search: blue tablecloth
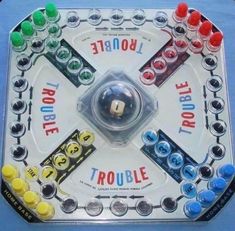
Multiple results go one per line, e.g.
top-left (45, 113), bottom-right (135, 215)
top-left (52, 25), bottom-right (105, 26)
top-left (0, 0), bottom-right (235, 230)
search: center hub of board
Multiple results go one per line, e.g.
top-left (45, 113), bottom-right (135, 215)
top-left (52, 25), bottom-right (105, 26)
top-left (92, 81), bottom-right (142, 131)
top-left (78, 69), bottom-right (158, 144)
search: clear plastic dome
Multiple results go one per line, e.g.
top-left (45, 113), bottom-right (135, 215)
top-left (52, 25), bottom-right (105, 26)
top-left (92, 81), bottom-right (142, 131)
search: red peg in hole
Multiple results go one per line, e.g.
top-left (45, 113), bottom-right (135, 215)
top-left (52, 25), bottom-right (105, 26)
top-left (173, 2), bottom-right (188, 22)
top-left (209, 32), bottom-right (223, 47)
top-left (207, 32), bottom-right (223, 52)
top-left (198, 21), bottom-right (212, 39)
top-left (187, 11), bottom-right (201, 28)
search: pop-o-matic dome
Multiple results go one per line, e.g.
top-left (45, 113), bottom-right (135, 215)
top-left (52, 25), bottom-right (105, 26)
top-left (92, 81), bottom-right (142, 131)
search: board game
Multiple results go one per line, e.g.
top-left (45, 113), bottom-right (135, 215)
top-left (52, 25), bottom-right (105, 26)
top-left (1, 2), bottom-right (235, 223)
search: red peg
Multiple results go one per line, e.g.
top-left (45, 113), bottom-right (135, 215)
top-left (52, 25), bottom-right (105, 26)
top-left (198, 21), bottom-right (212, 37)
top-left (174, 2), bottom-right (188, 20)
top-left (209, 32), bottom-right (223, 47)
top-left (187, 11), bottom-right (201, 27)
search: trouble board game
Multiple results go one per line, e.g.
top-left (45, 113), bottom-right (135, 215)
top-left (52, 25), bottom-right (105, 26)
top-left (1, 2), bottom-right (235, 223)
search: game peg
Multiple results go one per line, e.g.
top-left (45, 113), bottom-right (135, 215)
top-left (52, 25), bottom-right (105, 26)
top-left (36, 201), bottom-right (55, 220)
top-left (10, 32), bottom-right (26, 52)
top-left (45, 3), bottom-right (60, 22)
top-left (1, 164), bottom-right (19, 182)
top-left (21, 21), bottom-right (35, 39)
top-left (207, 32), bottom-right (223, 52)
top-left (173, 2), bottom-right (188, 22)
top-left (32, 10), bottom-right (47, 30)
top-left (11, 178), bottom-right (29, 196)
top-left (187, 11), bottom-right (201, 30)
top-left (23, 191), bottom-right (41, 208)
top-left (198, 20), bottom-right (212, 40)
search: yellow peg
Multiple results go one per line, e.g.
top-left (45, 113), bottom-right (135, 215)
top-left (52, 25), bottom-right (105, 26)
top-left (23, 191), bottom-right (41, 208)
top-left (36, 201), bottom-right (55, 220)
top-left (12, 178), bottom-right (29, 196)
top-left (1, 164), bottom-right (19, 182)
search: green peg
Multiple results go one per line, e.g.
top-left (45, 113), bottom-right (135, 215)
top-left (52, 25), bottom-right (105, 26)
top-left (45, 3), bottom-right (60, 22)
top-left (32, 10), bottom-right (46, 28)
top-left (10, 32), bottom-right (25, 50)
top-left (21, 21), bottom-right (35, 37)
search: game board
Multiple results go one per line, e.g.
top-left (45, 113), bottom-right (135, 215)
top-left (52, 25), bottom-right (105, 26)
top-left (1, 2), bottom-right (235, 223)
